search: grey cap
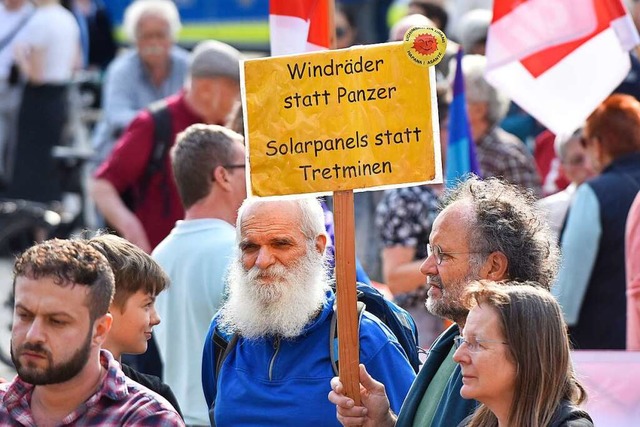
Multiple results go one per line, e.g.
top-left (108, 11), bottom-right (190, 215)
top-left (189, 40), bottom-right (242, 81)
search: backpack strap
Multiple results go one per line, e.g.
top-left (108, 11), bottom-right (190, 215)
top-left (212, 327), bottom-right (239, 380)
top-left (137, 100), bottom-right (173, 215)
top-left (330, 301), bottom-right (366, 376)
top-left (0, 9), bottom-right (34, 53)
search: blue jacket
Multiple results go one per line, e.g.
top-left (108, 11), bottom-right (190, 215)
top-left (202, 290), bottom-right (416, 427)
top-left (396, 324), bottom-right (478, 427)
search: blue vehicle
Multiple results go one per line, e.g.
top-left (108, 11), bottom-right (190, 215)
top-left (104, 0), bottom-right (270, 51)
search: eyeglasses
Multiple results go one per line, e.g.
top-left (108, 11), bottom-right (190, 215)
top-left (563, 154), bottom-right (587, 167)
top-left (453, 335), bottom-right (508, 353)
top-left (223, 164), bottom-right (245, 170)
top-left (579, 135), bottom-right (598, 148)
top-left (212, 164), bottom-right (245, 183)
top-left (426, 244), bottom-right (483, 265)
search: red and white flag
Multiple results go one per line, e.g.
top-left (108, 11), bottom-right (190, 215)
top-left (485, 0), bottom-right (640, 135)
top-left (269, 0), bottom-right (331, 56)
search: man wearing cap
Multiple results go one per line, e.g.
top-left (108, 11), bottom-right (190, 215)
top-left (90, 0), bottom-right (190, 168)
top-left (90, 40), bottom-right (242, 254)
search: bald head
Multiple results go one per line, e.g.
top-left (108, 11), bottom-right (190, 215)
top-left (237, 197), bottom-right (327, 244)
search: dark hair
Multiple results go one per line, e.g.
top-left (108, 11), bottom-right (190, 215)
top-left (441, 177), bottom-right (559, 289)
top-left (463, 280), bottom-right (586, 427)
top-left (171, 124), bottom-right (244, 209)
top-left (408, 1), bottom-right (449, 30)
top-left (13, 239), bottom-right (115, 322)
top-left (335, 2), bottom-right (357, 30)
top-left (87, 233), bottom-right (169, 311)
top-left (585, 93), bottom-right (640, 159)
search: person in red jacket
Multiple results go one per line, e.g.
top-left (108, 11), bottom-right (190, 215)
top-left (90, 40), bottom-right (241, 253)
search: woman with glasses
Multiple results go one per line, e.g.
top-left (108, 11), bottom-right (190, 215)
top-left (453, 280), bottom-right (593, 427)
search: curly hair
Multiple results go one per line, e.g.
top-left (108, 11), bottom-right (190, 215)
top-left (13, 239), bottom-right (115, 322)
top-left (441, 176), bottom-right (559, 289)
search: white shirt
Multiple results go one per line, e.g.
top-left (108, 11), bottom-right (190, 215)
top-left (0, 1), bottom-right (34, 79)
top-left (553, 184), bottom-right (601, 325)
top-left (537, 183), bottom-right (577, 241)
top-left (152, 218), bottom-right (236, 426)
top-left (14, 3), bottom-right (79, 83)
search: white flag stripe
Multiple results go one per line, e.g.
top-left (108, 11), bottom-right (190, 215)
top-left (486, 0), bottom-right (597, 68)
top-left (269, 14), bottom-right (311, 56)
top-left (486, 23), bottom-right (631, 134)
top-left (612, 13), bottom-right (640, 50)
top-left (305, 41), bottom-right (327, 52)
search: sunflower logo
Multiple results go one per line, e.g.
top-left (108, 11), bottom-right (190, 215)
top-left (403, 27), bottom-right (447, 67)
top-left (413, 33), bottom-right (438, 56)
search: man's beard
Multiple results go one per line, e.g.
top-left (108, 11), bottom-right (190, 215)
top-left (218, 244), bottom-right (330, 339)
top-left (11, 325), bottom-right (93, 385)
top-left (425, 268), bottom-right (479, 325)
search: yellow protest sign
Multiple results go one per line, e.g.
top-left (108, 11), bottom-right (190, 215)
top-left (242, 38), bottom-right (443, 197)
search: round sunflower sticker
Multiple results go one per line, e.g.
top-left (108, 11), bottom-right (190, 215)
top-left (403, 26), bottom-right (447, 67)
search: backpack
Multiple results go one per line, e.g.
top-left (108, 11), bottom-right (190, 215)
top-left (121, 100), bottom-right (173, 215)
top-left (330, 282), bottom-right (421, 374)
top-left (212, 282), bottom-right (422, 378)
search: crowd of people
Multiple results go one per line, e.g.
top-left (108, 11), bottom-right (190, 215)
top-left (0, 0), bottom-right (639, 426)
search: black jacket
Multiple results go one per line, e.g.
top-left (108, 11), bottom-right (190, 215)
top-left (549, 400), bottom-right (594, 427)
top-left (457, 399), bottom-right (593, 427)
top-left (121, 363), bottom-right (183, 419)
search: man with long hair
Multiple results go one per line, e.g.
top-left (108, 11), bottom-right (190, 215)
top-left (329, 177), bottom-right (559, 427)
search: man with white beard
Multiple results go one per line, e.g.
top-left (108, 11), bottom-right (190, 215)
top-left (201, 197), bottom-right (416, 427)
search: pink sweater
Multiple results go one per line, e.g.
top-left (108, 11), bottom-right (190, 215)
top-left (626, 192), bottom-right (640, 350)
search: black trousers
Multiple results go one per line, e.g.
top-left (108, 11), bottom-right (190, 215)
top-left (4, 83), bottom-right (68, 203)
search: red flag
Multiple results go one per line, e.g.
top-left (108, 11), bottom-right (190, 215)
top-left (269, 0), bottom-right (331, 56)
top-left (485, 0), bottom-right (640, 135)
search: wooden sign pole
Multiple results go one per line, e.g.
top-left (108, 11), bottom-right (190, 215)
top-left (329, 0), bottom-right (360, 408)
top-left (333, 189), bottom-right (361, 406)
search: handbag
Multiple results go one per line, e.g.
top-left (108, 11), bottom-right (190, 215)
top-left (8, 63), bottom-right (20, 86)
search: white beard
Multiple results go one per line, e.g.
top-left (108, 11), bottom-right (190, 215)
top-left (217, 244), bottom-right (330, 339)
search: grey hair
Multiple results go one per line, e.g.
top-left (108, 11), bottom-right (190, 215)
top-left (458, 9), bottom-right (492, 53)
top-left (123, 0), bottom-right (182, 42)
top-left (453, 54), bottom-right (510, 126)
top-left (236, 197), bottom-right (327, 244)
top-left (554, 128), bottom-right (583, 161)
top-left (441, 176), bottom-right (560, 289)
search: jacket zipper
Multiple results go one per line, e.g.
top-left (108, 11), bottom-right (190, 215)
top-left (268, 336), bottom-right (281, 380)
